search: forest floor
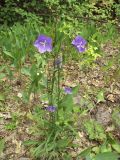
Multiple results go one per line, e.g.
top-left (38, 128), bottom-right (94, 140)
top-left (0, 40), bottom-right (120, 160)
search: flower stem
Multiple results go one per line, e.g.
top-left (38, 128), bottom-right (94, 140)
top-left (56, 66), bottom-right (60, 120)
top-left (50, 56), bottom-right (56, 105)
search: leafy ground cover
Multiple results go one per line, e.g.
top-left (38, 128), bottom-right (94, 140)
top-left (0, 14), bottom-right (120, 160)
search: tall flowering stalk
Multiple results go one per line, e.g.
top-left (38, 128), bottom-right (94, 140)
top-left (32, 28), bottom-right (88, 158)
top-left (33, 33), bottom-right (87, 110)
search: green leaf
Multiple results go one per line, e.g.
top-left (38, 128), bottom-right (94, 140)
top-left (100, 143), bottom-right (112, 153)
top-left (0, 66), bottom-right (5, 72)
top-left (56, 138), bottom-right (70, 149)
top-left (63, 153), bottom-right (72, 160)
top-left (77, 147), bottom-right (91, 159)
top-left (97, 91), bottom-right (105, 103)
top-left (3, 48), bottom-right (14, 59)
top-left (112, 143), bottom-right (120, 153)
top-left (107, 133), bottom-right (120, 153)
top-left (94, 152), bottom-right (120, 160)
top-left (21, 67), bottom-right (31, 76)
top-left (0, 94), bottom-right (5, 101)
top-left (60, 94), bottom-right (74, 111)
top-left (72, 85), bottom-right (80, 96)
top-left (46, 142), bottom-right (55, 152)
top-left (23, 140), bottom-right (39, 146)
top-left (5, 123), bottom-right (17, 130)
top-left (0, 73), bottom-right (6, 80)
top-left (84, 119), bottom-right (106, 141)
top-left (0, 138), bottom-right (5, 154)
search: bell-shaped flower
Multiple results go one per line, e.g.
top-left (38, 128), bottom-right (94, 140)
top-left (46, 106), bottom-right (56, 112)
top-left (34, 35), bottom-right (52, 53)
top-left (72, 35), bottom-right (87, 52)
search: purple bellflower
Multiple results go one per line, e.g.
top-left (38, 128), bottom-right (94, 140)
top-left (64, 87), bottom-right (72, 94)
top-left (46, 106), bottom-right (56, 112)
top-left (72, 35), bottom-right (87, 52)
top-left (34, 35), bottom-right (52, 53)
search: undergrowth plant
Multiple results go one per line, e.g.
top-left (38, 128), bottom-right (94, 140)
top-left (22, 19), bottom-right (103, 159)
top-left (0, 15), bottom-right (43, 81)
top-left (0, 15), bottom-right (120, 160)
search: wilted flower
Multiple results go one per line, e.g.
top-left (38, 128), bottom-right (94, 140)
top-left (34, 35), bottom-right (52, 53)
top-left (72, 35), bottom-right (87, 52)
top-left (55, 56), bottom-right (62, 68)
top-left (64, 87), bottom-right (72, 94)
top-left (46, 106), bottom-right (56, 112)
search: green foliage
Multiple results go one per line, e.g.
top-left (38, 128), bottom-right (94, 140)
top-left (94, 152), bottom-right (120, 160)
top-left (84, 119), bottom-right (106, 141)
top-left (0, 2), bottom-right (119, 159)
top-left (0, 16), bottom-right (43, 68)
top-left (112, 108), bottom-right (120, 129)
top-left (25, 83), bottom-right (78, 159)
top-left (96, 90), bottom-right (105, 103)
top-left (0, 0), bottom-right (119, 25)
top-left (107, 134), bottom-right (120, 153)
top-left (5, 113), bottom-right (19, 130)
top-left (77, 138), bottom-right (120, 160)
top-left (77, 147), bottom-right (92, 159)
top-left (0, 73), bottom-right (6, 81)
top-left (0, 94), bottom-right (5, 101)
top-left (79, 43), bottom-right (101, 68)
top-left (0, 138), bottom-right (5, 154)
top-left (25, 106), bottom-right (75, 159)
